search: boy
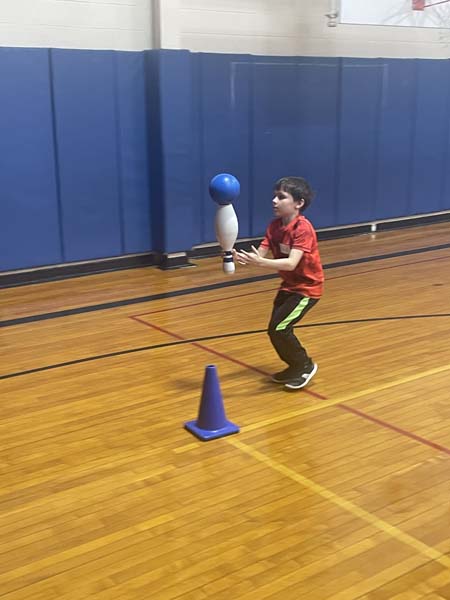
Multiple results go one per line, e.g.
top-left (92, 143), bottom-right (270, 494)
top-left (233, 176), bottom-right (324, 390)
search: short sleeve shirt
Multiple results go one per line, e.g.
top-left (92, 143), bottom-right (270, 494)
top-left (260, 215), bottom-right (324, 298)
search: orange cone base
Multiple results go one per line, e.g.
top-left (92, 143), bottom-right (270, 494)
top-left (184, 419), bottom-right (240, 441)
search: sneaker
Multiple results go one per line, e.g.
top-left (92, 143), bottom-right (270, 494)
top-left (284, 362), bottom-right (318, 390)
top-left (271, 366), bottom-right (300, 384)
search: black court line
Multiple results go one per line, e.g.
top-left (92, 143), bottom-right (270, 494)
top-left (132, 253), bottom-right (450, 318)
top-left (2, 313), bottom-right (449, 381)
top-left (2, 243), bottom-right (450, 328)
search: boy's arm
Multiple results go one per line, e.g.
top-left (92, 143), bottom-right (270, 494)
top-left (233, 246), bottom-right (303, 271)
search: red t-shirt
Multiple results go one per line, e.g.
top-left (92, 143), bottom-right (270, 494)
top-left (260, 215), bottom-right (324, 298)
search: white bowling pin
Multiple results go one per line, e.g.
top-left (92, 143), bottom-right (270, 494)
top-left (215, 204), bottom-right (238, 274)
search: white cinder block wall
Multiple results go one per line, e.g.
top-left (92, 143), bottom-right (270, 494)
top-left (0, 0), bottom-right (153, 50)
top-left (0, 0), bottom-right (449, 56)
top-left (172, 0), bottom-right (450, 58)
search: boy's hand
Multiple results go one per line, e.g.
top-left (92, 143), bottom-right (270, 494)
top-left (232, 248), bottom-right (246, 266)
top-left (232, 246), bottom-right (263, 266)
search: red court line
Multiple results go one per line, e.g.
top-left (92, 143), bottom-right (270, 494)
top-left (130, 315), bottom-right (450, 455)
top-left (129, 315), bottom-right (326, 400)
top-left (338, 404), bottom-right (450, 455)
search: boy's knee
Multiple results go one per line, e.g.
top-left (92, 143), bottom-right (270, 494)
top-left (268, 326), bottom-right (286, 340)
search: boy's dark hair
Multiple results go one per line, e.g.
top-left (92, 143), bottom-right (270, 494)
top-left (274, 176), bottom-right (315, 211)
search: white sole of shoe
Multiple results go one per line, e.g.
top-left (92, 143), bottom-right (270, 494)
top-left (284, 363), bottom-right (318, 390)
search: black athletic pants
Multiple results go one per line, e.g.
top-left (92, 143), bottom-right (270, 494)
top-left (268, 290), bottom-right (319, 369)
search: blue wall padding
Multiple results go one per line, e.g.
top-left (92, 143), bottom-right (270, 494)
top-left (411, 60), bottom-right (450, 214)
top-left (116, 52), bottom-right (152, 254)
top-left (0, 48), bottom-right (62, 270)
top-left (155, 50), bottom-right (198, 253)
top-left (338, 58), bottom-right (383, 225)
top-left (191, 53), bottom-right (253, 243)
top-left (376, 59), bottom-right (416, 219)
top-left (252, 60), bottom-right (305, 235)
top-left (145, 51), bottom-right (165, 253)
top-left (51, 49), bottom-right (123, 261)
top-left (294, 58), bottom-right (340, 229)
top-left (2, 49), bottom-right (450, 272)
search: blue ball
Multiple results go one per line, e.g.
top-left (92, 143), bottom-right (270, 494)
top-left (209, 173), bottom-right (240, 205)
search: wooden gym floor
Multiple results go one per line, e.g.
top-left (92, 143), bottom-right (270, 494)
top-left (1, 222), bottom-right (450, 599)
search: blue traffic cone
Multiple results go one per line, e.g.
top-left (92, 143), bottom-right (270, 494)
top-left (184, 365), bottom-right (240, 441)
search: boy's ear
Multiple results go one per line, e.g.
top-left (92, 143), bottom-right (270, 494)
top-left (296, 198), bottom-right (305, 210)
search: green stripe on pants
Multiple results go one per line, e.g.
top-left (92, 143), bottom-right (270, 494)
top-left (275, 297), bottom-right (310, 331)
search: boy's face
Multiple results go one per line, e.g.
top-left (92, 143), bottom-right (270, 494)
top-left (272, 189), bottom-right (304, 219)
